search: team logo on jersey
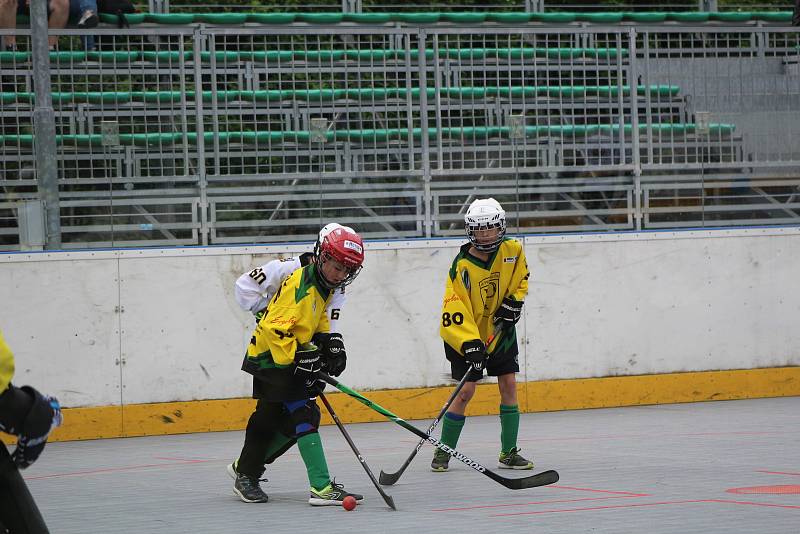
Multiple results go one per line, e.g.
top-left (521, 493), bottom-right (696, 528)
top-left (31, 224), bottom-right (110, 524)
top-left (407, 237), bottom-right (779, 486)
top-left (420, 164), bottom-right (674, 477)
top-left (461, 269), bottom-right (471, 291)
top-left (312, 300), bottom-right (317, 312)
top-left (503, 257), bottom-right (516, 263)
top-left (343, 240), bottom-right (363, 254)
top-left (479, 273), bottom-right (500, 312)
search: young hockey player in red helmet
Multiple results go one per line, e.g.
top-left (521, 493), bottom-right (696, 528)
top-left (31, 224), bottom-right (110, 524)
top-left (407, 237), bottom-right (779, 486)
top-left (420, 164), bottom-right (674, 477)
top-left (229, 225), bottom-right (366, 506)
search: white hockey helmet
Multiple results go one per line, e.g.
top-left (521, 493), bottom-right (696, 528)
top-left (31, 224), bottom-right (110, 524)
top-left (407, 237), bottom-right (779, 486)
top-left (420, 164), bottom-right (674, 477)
top-left (464, 198), bottom-right (506, 252)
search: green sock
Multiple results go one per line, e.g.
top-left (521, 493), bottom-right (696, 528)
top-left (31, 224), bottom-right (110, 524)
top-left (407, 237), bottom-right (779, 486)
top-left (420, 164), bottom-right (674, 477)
top-left (499, 404), bottom-right (520, 454)
top-left (297, 432), bottom-right (331, 491)
top-left (440, 412), bottom-right (466, 450)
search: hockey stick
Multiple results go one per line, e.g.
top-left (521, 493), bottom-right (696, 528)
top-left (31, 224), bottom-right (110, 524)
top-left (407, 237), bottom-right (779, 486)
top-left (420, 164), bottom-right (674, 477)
top-left (379, 325), bottom-right (503, 485)
top-left (318, 392), bottom-right (397, 511)
top-left (0, 446), bottom-right (49, 533)
top-left (378, 366), bottom-right (472, 486)
top-left (317, 372), bottom-right (559, 491)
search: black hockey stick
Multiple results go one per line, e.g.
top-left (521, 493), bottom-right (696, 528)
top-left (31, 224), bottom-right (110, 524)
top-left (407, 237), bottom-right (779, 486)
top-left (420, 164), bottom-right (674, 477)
top-left (317, 372), bottom-right (559, 491)
top-left (318, 392), bottom-right (397, 510)
top-left (378, 366), bottom-right (472, 486)
top-left (0, 446), bottom-right (49, 533)
top-left (380, 325), bottom-right (503, 485)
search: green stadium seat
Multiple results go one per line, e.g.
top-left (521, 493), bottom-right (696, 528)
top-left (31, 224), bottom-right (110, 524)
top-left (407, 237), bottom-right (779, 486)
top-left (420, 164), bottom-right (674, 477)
top-left (196, 13), bottom-right (249, 25)
top-left (246, 13), bottom-right (295, 24)
top-left (342, 13), bottom-right (392, 24)
top-left (145, 14), bottom-right (195, 24)
top-left (11, 11), bottom-right (795, 28)
top-left (530, 13), bottom-right (576, 23)
top-left (710, 12), bottom-right (753, 23)
top-left (623, 13), bottom-right (668, 23)
top-left (441, 13), bottom-right (487, 24)
top-left (665, 12), bottom-right (710, 23)
top-left (576, 13), bottom-right (625, 23)
top-left (486, 13), bottom-right (531, 24)
top-left (0, 85), bottom-right (681, 106)
top-left (0, 46), bottom-right (631, 65)
top-left (296, 13), bottom-right (344, 24)
top-left (393, 13), bottom-right (441, 24)
top-left (0, 123), bottom-right (736, 149)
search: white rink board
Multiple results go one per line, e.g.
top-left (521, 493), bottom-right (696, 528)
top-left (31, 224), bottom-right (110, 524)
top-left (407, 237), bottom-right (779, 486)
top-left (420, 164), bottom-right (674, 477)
top-left (1, 228), bottom-right (799, 408)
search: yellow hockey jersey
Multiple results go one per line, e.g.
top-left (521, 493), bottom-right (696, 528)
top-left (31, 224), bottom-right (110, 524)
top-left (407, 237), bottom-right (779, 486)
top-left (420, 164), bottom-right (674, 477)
top-left (0, 330), bottom-right (15, 394)
top-left (245, 264), bottom-right (332, 370)
top-left (440, 239), bottom-right (529, 355)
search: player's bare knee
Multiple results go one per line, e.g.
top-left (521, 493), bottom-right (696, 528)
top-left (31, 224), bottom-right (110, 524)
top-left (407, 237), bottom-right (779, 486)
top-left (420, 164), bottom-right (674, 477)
top-left (458, 388), bottom-right (476, 404)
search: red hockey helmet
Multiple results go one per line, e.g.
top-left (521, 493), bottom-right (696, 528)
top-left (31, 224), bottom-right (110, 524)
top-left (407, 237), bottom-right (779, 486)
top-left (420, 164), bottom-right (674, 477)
top-left (314, 227), bottom-right (365, 289)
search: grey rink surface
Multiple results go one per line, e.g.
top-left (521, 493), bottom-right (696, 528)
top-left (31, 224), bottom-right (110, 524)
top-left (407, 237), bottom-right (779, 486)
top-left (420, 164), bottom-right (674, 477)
top-left (14, 397), bottom-right (800, 534)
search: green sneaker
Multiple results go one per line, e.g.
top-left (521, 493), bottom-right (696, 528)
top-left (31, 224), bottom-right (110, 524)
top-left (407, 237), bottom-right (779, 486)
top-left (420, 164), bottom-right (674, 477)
top-left (308, 480), bottom-right (364, 506)
top-left (430, 449), bottom-right (451, 472)
top-left (498, 447), bottom-right (534, 470)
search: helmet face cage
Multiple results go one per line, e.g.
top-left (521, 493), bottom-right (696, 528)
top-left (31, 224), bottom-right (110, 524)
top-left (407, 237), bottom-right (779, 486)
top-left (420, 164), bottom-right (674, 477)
top-left (464, 198), bottom-right (507, 253)
top-left (314, 229), bottom-right (364, 290)
top-left (465, 218), bottom-right (506, 253)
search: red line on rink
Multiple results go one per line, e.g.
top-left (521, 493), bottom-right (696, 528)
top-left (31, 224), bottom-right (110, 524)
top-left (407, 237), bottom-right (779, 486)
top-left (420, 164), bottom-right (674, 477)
top-left (549, 485), bottom-right (650, 496)
top-left (490, 499), bottom-right (710, 517)
top-left (26, 458), bottom-right (216, 480)
top-left (490, 498), bottom-right (800, 517)
top-left (757, 470), bottom-right (800, 477)
top-left (432, 495), bottom-right (641, 512)
top-left (710, 499), bottom-right (800, 509)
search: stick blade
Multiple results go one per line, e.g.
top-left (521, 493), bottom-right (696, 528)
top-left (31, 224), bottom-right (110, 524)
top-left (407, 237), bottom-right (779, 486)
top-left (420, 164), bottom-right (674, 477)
top-left (506, 469), bottom-right (560, 490)
top-left (378, 470), bottom-right (401, 486)
top-left (383, 494), bottom-right (397, 511)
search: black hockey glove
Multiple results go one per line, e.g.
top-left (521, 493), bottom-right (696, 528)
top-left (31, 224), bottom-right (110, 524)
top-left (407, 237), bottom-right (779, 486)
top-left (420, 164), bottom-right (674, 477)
top-left (318, 333), bottom-right (347, 377)
top-left (1, 386), bottom-right (63, 469)
top-left (493, 297), bottom-right (523, 327)
top-left (462, 339), bottom-right (488, 371)
top-left (293, 343), bottom-right (322, 388)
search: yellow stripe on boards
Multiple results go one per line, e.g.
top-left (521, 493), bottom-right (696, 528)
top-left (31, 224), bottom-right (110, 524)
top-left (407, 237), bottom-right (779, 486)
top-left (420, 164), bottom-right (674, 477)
top-left (3, 367), bottom-right (796, 444)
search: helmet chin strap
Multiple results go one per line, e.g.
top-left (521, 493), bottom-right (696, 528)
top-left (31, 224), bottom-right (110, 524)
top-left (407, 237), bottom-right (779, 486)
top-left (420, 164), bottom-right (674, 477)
top-left (314, 263), bottom-right (337, 290)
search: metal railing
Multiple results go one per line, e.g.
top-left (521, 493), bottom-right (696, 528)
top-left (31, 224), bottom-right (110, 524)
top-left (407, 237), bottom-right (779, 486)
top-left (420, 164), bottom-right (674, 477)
top-left (1, 24), bottom-right (799, 250)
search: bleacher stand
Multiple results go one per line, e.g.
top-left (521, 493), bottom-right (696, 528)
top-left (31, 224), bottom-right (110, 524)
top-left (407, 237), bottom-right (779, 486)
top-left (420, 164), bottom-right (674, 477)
top-left (0, 9), bottom-right (798, 249)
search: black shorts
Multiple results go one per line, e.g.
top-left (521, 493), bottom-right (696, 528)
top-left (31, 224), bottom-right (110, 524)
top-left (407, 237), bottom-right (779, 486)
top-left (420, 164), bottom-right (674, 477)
top-left (444, 328), bottom-right (519, 382)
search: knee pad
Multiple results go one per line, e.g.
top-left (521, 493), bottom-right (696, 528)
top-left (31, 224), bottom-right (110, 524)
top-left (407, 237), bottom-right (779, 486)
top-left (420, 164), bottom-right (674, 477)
top-left (283, 399), bottom-right (320, 438)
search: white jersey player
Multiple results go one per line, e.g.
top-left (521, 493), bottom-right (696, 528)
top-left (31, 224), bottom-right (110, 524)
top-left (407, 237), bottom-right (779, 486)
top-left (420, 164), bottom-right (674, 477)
top-left (234, 223), bottom-right (352, 333)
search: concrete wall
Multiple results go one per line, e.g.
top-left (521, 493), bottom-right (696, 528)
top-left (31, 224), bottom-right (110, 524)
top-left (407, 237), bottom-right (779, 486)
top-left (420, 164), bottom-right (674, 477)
top-left (1, 227), bottom-right (798, 409)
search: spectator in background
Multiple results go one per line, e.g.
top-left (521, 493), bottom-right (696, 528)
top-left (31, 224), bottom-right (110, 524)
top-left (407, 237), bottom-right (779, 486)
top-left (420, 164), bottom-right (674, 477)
top-left (0, 0), bottom-right (18, 50)
top-left (71, 0), bottom-right (97, 28)
top-left (0, 0), bottom-right (70, 50)
top-left (69, 0), bottom-right (98, 50)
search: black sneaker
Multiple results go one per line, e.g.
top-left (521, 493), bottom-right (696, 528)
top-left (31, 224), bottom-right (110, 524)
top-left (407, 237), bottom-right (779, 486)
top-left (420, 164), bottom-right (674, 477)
top-left (430, 449), bottom-right (450, 472)
top-left (498, 447), bottom-right (534, 470)
top-left (77, 10), bottom-right (99, 29)
top-left (308, 480), bottom-right (363, 506)
top-left (230, 462), bottom-right (268, 503)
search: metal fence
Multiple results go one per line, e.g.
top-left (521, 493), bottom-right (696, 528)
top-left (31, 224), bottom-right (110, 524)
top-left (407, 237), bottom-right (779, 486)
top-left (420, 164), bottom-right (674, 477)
top-left (1, 24), bottom-right (799, 250)
top-left (158, 1), bottom-right (780, 14)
